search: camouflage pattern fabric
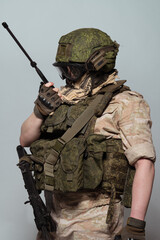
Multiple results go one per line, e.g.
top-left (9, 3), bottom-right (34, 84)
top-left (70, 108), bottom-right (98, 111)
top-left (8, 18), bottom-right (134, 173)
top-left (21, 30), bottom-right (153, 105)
top-left (36, 86), bottom-right (155, 239)
top-left (94, 90), bottom-right (156, 165)
top-left (55, 28), bottom-right (119, 73)
top-left (36, 191), bottom-right (124, 240)
top-left (60, 70), bottom-right (118, 104)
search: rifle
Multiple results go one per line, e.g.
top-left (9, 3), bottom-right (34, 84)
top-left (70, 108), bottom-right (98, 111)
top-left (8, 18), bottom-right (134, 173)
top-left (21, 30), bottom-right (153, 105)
top-left (2, 22), bottom-right (49, 84)
top-left (2, 22), bottom-right (56, 238)
top-left (17, 145), bottom-right (56, 240)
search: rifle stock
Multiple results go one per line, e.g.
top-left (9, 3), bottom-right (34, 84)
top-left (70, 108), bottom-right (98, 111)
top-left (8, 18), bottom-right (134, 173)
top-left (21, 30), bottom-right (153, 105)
top-left (17, 145), bottom-right (56, 240)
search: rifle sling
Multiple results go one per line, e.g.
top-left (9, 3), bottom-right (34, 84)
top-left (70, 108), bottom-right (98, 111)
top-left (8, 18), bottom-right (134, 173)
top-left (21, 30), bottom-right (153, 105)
top-left (60, 80), bottom-right (126, 144)
top-left (43, 80), bottom-right (126, 192)
top-left (61, 94), bottom-right (103, 143)
top-left (52, 80), bottom-right (126, 156)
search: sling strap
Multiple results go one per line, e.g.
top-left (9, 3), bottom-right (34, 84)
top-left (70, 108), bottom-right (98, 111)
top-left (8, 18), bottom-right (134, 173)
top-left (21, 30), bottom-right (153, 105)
top-left (44, 80), bottom-right (126, 191)
top-left (55, 80), bottom-right (126, 151)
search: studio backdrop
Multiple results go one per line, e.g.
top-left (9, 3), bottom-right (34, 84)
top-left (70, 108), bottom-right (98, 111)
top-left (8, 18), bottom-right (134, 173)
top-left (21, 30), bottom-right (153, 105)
top-left (0, 0), bottom-right (159, 239)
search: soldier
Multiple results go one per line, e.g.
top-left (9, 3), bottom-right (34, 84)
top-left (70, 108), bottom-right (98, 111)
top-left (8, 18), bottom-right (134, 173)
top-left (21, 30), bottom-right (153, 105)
top-left (20, 28), bottom-right (155, 240)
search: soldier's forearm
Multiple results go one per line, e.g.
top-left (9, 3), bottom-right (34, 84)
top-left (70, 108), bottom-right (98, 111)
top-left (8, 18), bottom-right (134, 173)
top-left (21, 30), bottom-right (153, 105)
top-left (20, 112), bottom-right (43, 147)
top-left (130, 159), bottom-right (155, 220)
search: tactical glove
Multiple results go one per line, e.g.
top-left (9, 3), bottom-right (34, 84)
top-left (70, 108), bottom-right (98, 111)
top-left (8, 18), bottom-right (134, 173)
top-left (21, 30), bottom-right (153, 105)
top-left (34, 83), bottom-right (62, 119)
top-left (114, 217), bottom-right (146, 240)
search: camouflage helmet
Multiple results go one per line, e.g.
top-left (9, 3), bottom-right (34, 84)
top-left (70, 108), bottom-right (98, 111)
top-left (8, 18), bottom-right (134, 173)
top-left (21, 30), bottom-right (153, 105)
top-left (54, 28), bottom-right (119, 73)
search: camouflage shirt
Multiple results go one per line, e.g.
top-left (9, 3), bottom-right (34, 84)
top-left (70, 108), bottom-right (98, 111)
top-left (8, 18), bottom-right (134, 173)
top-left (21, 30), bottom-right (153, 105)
top-left (37, 90), bottom-right (156, 240)
top-left (94, 90), bottom-right (156, 165)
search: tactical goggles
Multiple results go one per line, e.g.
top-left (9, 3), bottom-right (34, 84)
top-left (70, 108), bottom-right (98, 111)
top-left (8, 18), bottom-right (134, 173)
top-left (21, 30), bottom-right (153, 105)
top-left (53, 62), bottom-right (86, 81)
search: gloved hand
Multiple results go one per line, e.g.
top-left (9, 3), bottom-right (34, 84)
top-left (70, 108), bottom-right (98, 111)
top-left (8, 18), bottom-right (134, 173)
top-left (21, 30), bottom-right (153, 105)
top-left (114, 217), bottom-right (146, 240)
top-left (34, 82), bottom-right (62, 119)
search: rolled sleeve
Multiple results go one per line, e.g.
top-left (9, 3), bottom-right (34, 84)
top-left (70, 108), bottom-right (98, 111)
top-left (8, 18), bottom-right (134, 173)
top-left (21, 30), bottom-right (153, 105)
top-left (117, 91), bottom-right (156, 165)
top-left (94, 90), bottom-right (156, 165)
top-left (125, 142), bottom-right (156, 165)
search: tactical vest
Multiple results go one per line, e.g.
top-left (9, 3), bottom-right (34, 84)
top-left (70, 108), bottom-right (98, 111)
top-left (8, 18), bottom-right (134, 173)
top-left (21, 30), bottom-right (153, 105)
top-left (29, 81), bottom-right (135, 214)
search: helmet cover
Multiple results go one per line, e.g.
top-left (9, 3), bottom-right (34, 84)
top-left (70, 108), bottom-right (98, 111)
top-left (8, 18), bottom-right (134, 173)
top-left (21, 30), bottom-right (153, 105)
top-left (54, 28), bottom-right (119, 73)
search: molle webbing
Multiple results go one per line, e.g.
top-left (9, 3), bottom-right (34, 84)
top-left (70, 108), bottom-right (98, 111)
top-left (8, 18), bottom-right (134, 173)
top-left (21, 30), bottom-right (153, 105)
top-left (41, 80), bottom-right (127, 135)
top-left (41, 81), bottom-right (127, 191)
top-left (101, 138), bottom-right (135, 223)
top-left (54, 80), bottom-right (127, 143)
top-left (42, 94), bottom-right (104, 191)
top-left (30, 80), bottom-right (134, 212)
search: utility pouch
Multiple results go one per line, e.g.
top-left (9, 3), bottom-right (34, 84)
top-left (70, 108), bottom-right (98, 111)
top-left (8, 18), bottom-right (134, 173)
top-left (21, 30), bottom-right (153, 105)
top-left (30, 139), bottom-right (57, 191)
top-left (54, 137), bottom-right (86, 192)
top-left (122, 166), bottom-right (135, 207)
top-left (30, 137), bottom-right (86, 192)
top-left (30, 81), bottom-right (129, 193)
top-left (102, 139), bottom-right (129, 194)
top-left (84, 134), bottom-right (106, 189)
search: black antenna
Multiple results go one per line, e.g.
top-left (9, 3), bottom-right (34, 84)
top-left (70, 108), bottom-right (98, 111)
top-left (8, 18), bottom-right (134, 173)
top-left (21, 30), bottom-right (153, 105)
top-left (2, 22), bottom-right (49, 84)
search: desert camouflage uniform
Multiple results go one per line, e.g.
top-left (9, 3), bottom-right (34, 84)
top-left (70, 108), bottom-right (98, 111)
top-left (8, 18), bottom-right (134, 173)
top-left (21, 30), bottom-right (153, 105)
top-left (37, 90), bottom-right (155, 240)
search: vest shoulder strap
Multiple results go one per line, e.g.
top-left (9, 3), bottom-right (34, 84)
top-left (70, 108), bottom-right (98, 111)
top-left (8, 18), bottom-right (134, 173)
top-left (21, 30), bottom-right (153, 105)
top-left (48, 80), bottom-right (127, 162)
top-left (60, 94), bottom-right (103, 144)
top-left (60, 80), bottom-right (127, 144)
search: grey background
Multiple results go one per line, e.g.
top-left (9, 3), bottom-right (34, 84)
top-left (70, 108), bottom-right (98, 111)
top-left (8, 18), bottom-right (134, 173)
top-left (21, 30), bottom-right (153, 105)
top-left (0, 0), bottom-right (159, 239)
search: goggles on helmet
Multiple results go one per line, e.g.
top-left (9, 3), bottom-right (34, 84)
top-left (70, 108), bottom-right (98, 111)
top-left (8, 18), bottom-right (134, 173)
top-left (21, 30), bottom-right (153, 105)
top-left (53, 62), bottom-right (86, 81)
